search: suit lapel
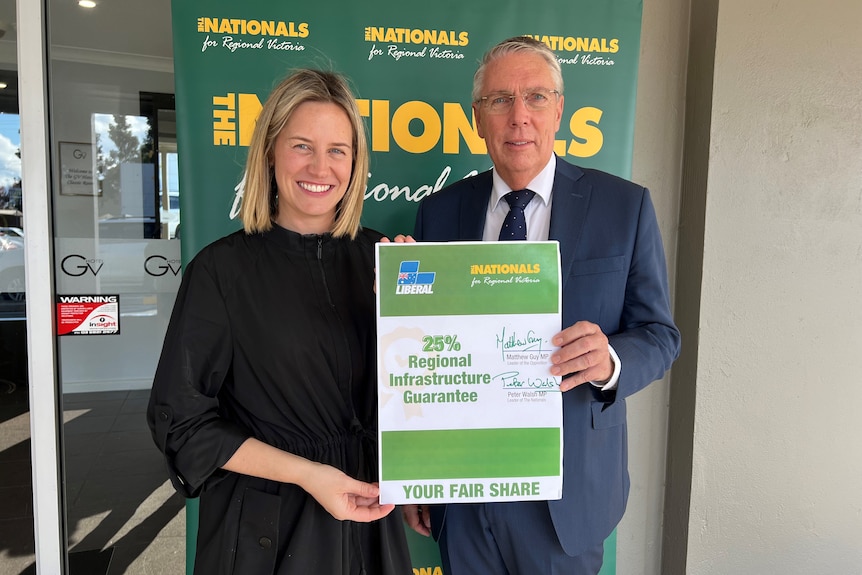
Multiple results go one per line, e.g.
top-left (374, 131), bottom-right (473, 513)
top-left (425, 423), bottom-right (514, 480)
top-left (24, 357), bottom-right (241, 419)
top-left (549, 159), bottom-right (590, 283)
top-left (459, 170), bottom-right (492, 240)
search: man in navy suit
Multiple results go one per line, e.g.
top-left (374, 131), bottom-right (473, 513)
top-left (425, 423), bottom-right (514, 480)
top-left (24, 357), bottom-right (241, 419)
top-left (401, 36), bottom-right (680, 574)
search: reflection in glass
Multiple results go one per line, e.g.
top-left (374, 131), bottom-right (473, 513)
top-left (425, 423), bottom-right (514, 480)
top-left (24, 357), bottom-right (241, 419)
top-left (0, 40), bottom-right (35, 574)
top-left (93, 113), bottom-right (159, 239)
top-left (160, 151), bottom-right (180, 239)
top-left (0, 110), bottom-right (24, 312)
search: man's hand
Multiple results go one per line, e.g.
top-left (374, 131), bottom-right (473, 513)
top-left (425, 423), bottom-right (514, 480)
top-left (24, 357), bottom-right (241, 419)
top-left (550, 321), bottom-right (613, 392)
top-left (402, 504), bottom-right (432, 537)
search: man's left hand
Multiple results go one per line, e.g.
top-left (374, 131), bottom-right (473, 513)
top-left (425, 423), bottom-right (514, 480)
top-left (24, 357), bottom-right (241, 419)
top-left (550, 321), bottom-right (613, 392)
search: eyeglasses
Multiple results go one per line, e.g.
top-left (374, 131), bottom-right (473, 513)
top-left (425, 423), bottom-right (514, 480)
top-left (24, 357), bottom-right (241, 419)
top-left (475, 88), bottom-right (561, 114)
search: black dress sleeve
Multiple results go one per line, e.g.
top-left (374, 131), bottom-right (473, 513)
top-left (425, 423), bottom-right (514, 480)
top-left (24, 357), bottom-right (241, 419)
top-left (147, 246), bottom-right (250, 498)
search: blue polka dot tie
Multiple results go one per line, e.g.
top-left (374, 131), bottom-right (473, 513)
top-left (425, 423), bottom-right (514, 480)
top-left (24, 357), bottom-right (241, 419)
top-left (498, 189), bottom-right (535, 241)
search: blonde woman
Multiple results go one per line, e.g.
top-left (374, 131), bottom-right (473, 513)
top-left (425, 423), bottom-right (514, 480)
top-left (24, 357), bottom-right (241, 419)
top-left (148, 69), bottom-right (411, 575)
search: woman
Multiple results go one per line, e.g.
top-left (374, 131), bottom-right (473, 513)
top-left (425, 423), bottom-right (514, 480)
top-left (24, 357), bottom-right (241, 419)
top-left (147, 69), bottom-right (411, 574)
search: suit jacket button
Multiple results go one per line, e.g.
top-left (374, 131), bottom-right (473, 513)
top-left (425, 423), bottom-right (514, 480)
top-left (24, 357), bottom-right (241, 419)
top-left (159, 412), bottom-right (168, 421)
top-left (259, 536), bottom-right (272, 549)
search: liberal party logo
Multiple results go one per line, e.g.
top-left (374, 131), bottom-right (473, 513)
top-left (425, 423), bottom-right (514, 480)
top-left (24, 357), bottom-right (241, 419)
top-left (396, 261), bottom-right (435, 294)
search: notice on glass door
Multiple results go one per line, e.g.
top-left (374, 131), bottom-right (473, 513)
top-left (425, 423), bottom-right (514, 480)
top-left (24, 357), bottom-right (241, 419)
top-left (56, 294), bottom-right (120, 335)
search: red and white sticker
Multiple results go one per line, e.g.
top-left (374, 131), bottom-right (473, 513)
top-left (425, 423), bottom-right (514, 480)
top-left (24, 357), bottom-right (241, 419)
top-left (57, 295), bottom-right (120, 335)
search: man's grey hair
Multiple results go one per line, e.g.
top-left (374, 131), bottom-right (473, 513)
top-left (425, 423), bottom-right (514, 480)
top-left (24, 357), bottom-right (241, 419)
top-left (472, 36), bottom-right (564, 102)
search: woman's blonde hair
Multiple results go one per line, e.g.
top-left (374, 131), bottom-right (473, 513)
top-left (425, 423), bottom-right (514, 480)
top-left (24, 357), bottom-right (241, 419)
top-left (240, 69), bottom-right (369, 238)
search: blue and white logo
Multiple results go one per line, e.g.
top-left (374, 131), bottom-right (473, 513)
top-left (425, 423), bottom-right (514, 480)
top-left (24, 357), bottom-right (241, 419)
top-left (396, 261), bottom-right (435, 294)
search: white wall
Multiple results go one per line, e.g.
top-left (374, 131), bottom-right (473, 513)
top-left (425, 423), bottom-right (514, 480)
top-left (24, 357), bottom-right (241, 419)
top-left (619, 0), bottom-right (690, 571)
top-left (688, 0), bottom-right (862, 572)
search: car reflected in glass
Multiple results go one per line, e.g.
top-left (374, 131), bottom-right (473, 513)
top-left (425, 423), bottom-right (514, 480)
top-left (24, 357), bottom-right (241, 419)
top-left (0, 230), bottom-right (25, 312)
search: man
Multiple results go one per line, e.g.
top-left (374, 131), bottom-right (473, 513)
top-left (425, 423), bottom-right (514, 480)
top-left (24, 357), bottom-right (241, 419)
top-left (402, 36), bottom-right (680, 574)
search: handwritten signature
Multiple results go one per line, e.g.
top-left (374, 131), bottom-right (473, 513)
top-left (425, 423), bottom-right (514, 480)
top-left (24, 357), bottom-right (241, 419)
top-left (493, 371), bottom-right (559, 390)
top-left (496, 326), bottom-right (546, 354)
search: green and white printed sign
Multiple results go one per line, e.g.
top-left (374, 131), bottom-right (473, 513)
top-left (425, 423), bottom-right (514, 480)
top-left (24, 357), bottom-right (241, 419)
top-left (376, 241), bottom-right (563, 504)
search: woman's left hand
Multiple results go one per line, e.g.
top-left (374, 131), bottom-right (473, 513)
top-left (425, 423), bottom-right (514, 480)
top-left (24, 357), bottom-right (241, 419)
top-left (302, 462), bottom-right (395, 522)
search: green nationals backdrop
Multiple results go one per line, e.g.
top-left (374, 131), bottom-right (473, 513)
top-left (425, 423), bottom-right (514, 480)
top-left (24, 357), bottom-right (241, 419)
top-left (171, 1), bottom-right (643, 573)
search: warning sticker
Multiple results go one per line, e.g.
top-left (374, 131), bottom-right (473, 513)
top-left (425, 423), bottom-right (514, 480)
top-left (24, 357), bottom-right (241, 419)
top-left (57, 295), bottom-right (120, 335)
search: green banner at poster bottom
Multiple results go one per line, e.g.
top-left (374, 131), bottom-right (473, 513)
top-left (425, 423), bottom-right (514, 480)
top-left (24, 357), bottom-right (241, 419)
top-left (382, 427), bottom-right (561, 480)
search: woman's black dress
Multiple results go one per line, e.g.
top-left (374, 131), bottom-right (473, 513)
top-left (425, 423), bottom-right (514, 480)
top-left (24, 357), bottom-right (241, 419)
top-left (148, 224), bottom-right (411, 575)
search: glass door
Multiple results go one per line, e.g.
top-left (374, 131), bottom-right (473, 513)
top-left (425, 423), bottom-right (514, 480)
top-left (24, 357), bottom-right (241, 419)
top-left (43, 0), bottom-right (186, 572)
top-left (0, 25), bottom-right (35, 569)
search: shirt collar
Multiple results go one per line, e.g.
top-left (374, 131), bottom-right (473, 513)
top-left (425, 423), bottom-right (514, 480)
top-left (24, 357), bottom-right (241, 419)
top-left (490, 155), bottom-right (556, 211)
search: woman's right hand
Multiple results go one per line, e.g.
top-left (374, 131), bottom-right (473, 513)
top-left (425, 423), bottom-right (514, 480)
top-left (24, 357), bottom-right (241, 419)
top-left (379, 234), bottom-right (416, 243)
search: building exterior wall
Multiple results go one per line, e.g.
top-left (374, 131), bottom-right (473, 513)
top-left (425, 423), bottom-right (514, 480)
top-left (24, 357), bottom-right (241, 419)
top-left (687, 0), bottom-right (862, 571)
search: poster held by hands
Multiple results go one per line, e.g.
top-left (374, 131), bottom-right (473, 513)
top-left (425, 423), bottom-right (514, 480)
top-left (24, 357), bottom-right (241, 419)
top-left (376, 241), bottom-right (563, 504)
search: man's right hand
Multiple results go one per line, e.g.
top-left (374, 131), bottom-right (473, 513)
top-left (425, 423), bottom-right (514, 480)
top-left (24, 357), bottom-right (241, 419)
top-left (402, 504), bottom-right (432, 537)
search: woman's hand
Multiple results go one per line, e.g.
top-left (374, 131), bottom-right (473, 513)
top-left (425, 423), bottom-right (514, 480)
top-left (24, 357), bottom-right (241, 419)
top-left (379, 234), bottom-right (416, 243)
top-left (302, 462), bottom-right (395, 522)
top-left (222, 438), bottom-right (394, 522)
top-left (376, 235), bottom-right (417, 293)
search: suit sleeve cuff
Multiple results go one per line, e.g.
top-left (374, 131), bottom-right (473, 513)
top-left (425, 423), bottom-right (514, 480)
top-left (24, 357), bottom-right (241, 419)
top-left (591, 344), bottom-right (621, 391)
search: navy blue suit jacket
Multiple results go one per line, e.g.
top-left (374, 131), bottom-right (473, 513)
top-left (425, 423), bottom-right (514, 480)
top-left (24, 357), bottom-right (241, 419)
top-left (413, 157), bottom-right (680, 556)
